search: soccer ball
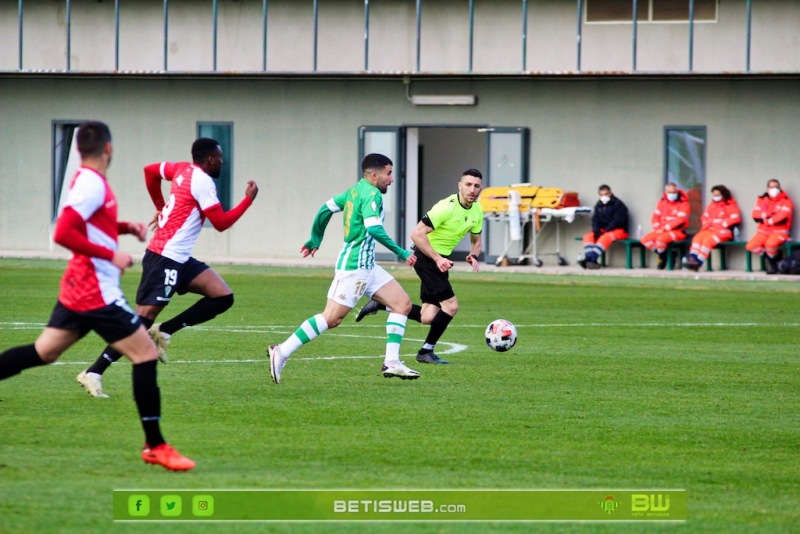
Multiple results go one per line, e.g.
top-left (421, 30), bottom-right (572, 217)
top-left (485, 319), bottom-right (517, 352)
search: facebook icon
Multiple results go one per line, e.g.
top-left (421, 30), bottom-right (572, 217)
top-left (128, 495), bottom-right (150, 516)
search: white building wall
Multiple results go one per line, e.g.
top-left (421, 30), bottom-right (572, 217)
top-left (0, 76), bottom-right (798, 270)
top-left (1, 0), bottom-right (799, 73)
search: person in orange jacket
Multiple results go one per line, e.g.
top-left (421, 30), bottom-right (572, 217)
top-left (746, 179), bottom-right (794, 274)
top-left (641, 182), bottom-right (691, 269)
top-left (683, 185), bottom-right (742, 271)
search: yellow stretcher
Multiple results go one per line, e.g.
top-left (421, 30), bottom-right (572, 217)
top-left (478, 185), bottom-right (592, 267)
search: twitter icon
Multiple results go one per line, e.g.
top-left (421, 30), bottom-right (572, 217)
top-left (160, 495), bottom-right (182, 517)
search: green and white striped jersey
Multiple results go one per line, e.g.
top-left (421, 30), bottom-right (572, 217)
top-left (305, 179), bottom-right (410, 271)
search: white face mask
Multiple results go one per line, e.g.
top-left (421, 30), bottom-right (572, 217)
top-left (712, 195), bottom-right (723, 202)
top-left (599, 195), bottom-right (611, 204)
top-left (667, 193), bottom-right (678, 202)
top-left (768, 187), bottom-right (780, 198)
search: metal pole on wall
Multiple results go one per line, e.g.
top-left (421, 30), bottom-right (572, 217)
top-left (468, 0), bottom-right (474, 72)
top-left (415, 0), bottom-right (421, 72)
top-left (212, 0), bottom-right (218, 71)
top-left (521, 0), bottom-right (528, 72)
top-left (745, 0), bottom-right (752, 72)
top-left (688, 0), bottom-right (695, 71)
top-left (313, 0), bottom-right (319, 72)
top-left (66, 0), bottom-right (71, 71)
top-left (163, 0), bottom-right (169, 71)
top-left (262, 0), bottom-right (268, 71)
top-left (576, 0), bottom-right (583, 72)
top-left (18, 0), bottom-right (23, 70)
top-left (114, 0), bottom-right (120, 71)
top-left (364, 0), bottom-right (369, 71)
top-left (632, 0), bottom-right (638, 71)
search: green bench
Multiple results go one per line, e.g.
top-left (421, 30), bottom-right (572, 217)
top-left (708, 240), bottom-right (800, 272)
top-left (575, 237), bottom-right (684, 270)
top-left (705, 240), bottom-right (749, 272)
top-left (578, 237), bottom-right (800, 272)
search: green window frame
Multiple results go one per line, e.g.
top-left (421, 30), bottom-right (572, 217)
top-left (197, 122), bottom-right (233, 210)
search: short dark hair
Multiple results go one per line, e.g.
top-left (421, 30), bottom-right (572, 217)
top-left (463, 168), bottom-right (483, 180)
top-left (192, 138), bottom-right (221, 163)
top-left (711, 184), bottom-right (731, 201)
top-left (361, 153), bottom-right (392, 173)
top-left (76, 121), bottom-right (112, 158)
top-left (598, 184), bottom-right (611, 193)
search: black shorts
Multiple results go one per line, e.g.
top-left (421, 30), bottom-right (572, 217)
top-left (412, 250), bottom-right (455, 305)
top-left (47, 299), bottom-right (142, 344)
top-left (136, 250), bottom-right (210, 307)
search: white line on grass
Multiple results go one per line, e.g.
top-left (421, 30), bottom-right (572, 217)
top-left (2, 320), bottom-right (795, 366)
top-left (0, 322), bottom-right (468, 364)
top-left (3, 321), bottom-right (799, 330)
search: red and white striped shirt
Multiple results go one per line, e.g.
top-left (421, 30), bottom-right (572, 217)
top-left (146, 162), bottom-right (222, 263)
top-left (56, 167), bottom-right (123, 311)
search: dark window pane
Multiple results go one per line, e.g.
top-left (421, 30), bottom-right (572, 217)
top-left (653, 0), bottom-right (717, 22)
top-left (588, 0), bottom-right (648, 22)
top-left (197, 123), bottom-right (233, 210)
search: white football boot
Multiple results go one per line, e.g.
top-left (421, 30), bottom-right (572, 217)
top-left (148, 324), bottom-right (171, 363)
top-left (381, 362), bottom-right (421, 380)
top-left (269, 344), bottom-right (288, 384)
top-left (76, 370), bottom-right (109, 398)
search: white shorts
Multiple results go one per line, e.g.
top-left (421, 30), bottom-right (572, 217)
top-left (326, 265), bottom-right (395, 309)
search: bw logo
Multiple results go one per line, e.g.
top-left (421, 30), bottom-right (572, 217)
top-left (631, 494), bottom-right (670, 513)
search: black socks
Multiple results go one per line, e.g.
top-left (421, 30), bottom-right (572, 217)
top-left (86, 316), bottom-right (154, 375)
top-left (0, 344), bottom-right (46, 380)
top-left (132, 360), bottom-right (165, 448)
top-left (159, 294), bottom-right (234, 335)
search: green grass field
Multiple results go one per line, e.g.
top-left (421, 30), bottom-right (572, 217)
top-left (1, 258), bottom-right (798, 533)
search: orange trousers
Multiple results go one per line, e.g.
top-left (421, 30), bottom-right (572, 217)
top-left (641, 230), bottom-right (686, 253)
top-left (689, 229), bottom-right (733, 260)
top-left (746, 230), bottom-right (788, 257)
top-left (582, 228), bottom-right (629, 251)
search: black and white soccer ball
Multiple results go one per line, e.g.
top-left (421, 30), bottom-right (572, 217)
top-left (485, 319), bottom-right (518, 352)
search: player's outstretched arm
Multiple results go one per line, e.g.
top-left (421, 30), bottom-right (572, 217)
top-left (304, 199), bottom-right (341, 253)
top-left (245, 180), bottom-right (259, 200)
top-left (366, 224), bottom-right (413, 263)
top-left (118, 221), bottom-right (147, 242)
top-left (204, 182), bottom-right (258, 232)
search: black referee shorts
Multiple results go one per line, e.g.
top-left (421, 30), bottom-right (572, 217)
top-left (413, 250), bottom-right (456, 305)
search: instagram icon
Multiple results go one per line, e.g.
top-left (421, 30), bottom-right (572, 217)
top-left (192, 495), bottom-right (214, 517)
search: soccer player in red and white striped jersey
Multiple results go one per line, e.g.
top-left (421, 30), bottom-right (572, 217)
top-left (0, 121), bottom-right (194, 471)
top-left (77, 138), bottom-right (258, 396)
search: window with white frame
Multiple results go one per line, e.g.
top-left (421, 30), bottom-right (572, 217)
top-left (52, 121), bottom-right (83, 222)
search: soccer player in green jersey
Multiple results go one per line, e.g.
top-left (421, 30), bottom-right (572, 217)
top-left (268, 153), bottom-right (420, 383)
top-left (357, 169), bottom-right (484, 364)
